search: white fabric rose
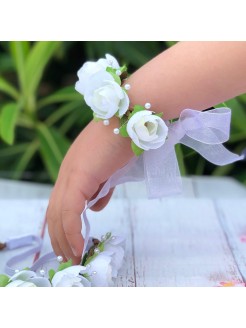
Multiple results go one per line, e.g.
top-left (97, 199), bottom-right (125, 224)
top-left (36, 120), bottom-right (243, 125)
top-left (75, 54), bottom-right (120, 95)
top-left (52, 265), bottom-right (90, 287)
top-left (83, 71), bottom-right (129, 119)
top-left (87, 253), bottom-right (114, 287)
top-left (103, 236), bottom-right (125, 278)
top-left (6, 270), bottom-right (51, 287)
top-left (127, 110), bottom-right (168, 151)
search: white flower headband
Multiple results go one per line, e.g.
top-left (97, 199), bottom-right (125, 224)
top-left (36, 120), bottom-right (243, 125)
top-left (75, 54), bottom-right (168, 156)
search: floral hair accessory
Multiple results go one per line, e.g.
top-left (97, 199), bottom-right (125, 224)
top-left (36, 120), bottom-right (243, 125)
top-left (0, 232), bottom-right (125, 287)
top-left (75, 54), bottom-right (168, 156)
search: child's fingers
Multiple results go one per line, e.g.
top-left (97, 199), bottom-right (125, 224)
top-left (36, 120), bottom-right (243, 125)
top-left (90, 187), bottom-right (115, 211)
top-left (61, 184), bottom-right (86, 259)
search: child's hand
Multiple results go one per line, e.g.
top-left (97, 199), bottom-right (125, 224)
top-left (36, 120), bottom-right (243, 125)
top-left (46, 117), bottom-right (133, 264)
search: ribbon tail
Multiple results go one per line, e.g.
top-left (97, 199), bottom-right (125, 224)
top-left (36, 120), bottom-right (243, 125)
top-left (181, 135), bottom-right (244, 165)
top-left (143, 145), bottom-right (182, 198)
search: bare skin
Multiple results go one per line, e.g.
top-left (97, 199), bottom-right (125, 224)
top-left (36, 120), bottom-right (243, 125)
top-left (46, 41), bottom-right (246, 264)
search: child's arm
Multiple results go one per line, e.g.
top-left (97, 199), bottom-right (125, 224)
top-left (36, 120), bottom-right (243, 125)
top-left (47, 41), bottom-right (246, 263)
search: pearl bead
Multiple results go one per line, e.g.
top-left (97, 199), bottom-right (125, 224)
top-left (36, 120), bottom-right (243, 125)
top-left (113, 128), bottom-right (120, 135)
top-left (15, 269), bottom-right (20, 273)
top-left (57, 255), bottom-right (63, 263)
top-left (111, 236), bottom-right (116, 240)
top-left (40, 269), bottom-right (45, 276)
top-left (92, 271), bottom-right (97, 275)
top-left (94, 248), bottom-right (100, 254)
top-left (144, 103), bottom-right (151, 109)
top-left (103, 120), bottom-right (110, 126)
top-left (124, 84), bottom-right (131, 91)
top-left (116, 69), bottom-right (121, 76)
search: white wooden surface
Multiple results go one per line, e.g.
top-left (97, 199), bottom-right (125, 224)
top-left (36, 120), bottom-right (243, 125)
top-left (0, 177), bottom-right (246, 287)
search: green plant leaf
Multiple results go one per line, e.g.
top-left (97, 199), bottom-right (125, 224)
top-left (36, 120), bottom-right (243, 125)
top-left (59, 107), bottom-right (92, 134)
top-left (10, 41), bottom-right (30, 91)
top-left (106, 66), bottom-right (121, 85)
top-left (45, 101), bottom-right (82, 126)
top-left (131, 141), bottom-right (144, 156)
top-left (0, 274), bottom-right (10, 287)
top-left (37, 124), bottom-right (70, 181)
top-left (12, 140), bottom-right (39, 180)
top-left (175, 144), bottom-right (186, 176)
top-left (165, 41), bottom-right (177, 48)
top-left (48, 269), bottom-right (56, 281)
top-left (57, 259), bottom-right (73, 272)
top-left (0, 76), bottom-right (19, 99)
top-left (25, 41), bottom-right (61, 96)
top-left (155, 112), bottom-right (163, 118)
top-left (0, 103), bottom-right (19, 144)
top-left (119, 123), bottom-right (129, 137)
top-left (38, 86), bottom-right (82, 109)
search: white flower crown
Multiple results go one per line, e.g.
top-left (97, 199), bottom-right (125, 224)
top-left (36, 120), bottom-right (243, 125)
top-left (0, 232), bottom-right (125, 287)
top-left (75, 54), bottom-right (168, 156)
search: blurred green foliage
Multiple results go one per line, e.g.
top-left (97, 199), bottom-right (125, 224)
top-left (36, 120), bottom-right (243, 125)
top-left (0, 41), bottom-right (245, 185)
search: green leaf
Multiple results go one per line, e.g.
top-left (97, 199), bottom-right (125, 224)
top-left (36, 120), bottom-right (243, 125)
top-left (81, 253), bottom-right (88, 266)
top-left (155, 112), bottom-right (163, 118)
top-left (120, 65), bottom-right (127, 73)
top-left (12, 140), bottom-right (39, 180)
top-left (37, 124), bottom-right (70, 181)
top-left (48, 269), bottom-right (56, 281)
top-left (131, 141), bottom-right (144, 156)
top-left (93, 112), bottom-right (102, 122)
top-left (57, 259), bottom-right (73, 272)
top-left (106, 67), bottom-right (121, 85)
top-left (128, 105), bottom-right (145, 119)
top-left (0, 76), bottom-right (19, 99)
top-left (10, 41), bottom-right (30, 91)
top-left (133, 105), bottom-right (145, 112)
top-left (119, 123), bottom-right (129, 137)
top-left (45, 101), bottom-right (82, 126)
top-left (175, 144), bottom-right (186, 176)
top-left (38, 86), bottom-right (82, 109)
top-left (0, 103), bottom-right (19, 144)
top-left (25, 41), bottom-right (61, 96)
top-left (0, 274), bottom-right (10, 287)
top-left (165, 41), bottom-right (177, 48)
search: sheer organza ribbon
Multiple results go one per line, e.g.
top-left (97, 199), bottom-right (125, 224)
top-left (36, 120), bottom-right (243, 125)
top-left (82, 107), bottom-right (245, 250)
top-left (5, 107), bottom-right (245, 273)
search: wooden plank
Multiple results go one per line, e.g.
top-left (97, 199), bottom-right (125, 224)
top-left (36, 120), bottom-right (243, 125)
top-left (130, 198), bottom-right (243, 286)
top-left (215, 200), bottom-right (246, 282)
top-left (193, 176), bottom-right (246, 198)
top-left (0, 200), bottom-right (48, 273)
top-left (0, 179), bottom-right (52, 199)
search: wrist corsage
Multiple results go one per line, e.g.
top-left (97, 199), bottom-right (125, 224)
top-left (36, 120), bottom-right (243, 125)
top-left (75, 54), bottom-right (168, 156)
top-left (76, 54), bottom-right (245, 198)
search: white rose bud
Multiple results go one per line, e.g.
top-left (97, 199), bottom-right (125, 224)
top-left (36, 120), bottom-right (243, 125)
top-left (51, 266), bottom-right (90, 287)
top-left (83, 71), bottom-right (129, 119)
top-left (75, 54), bottom-right (120, 95)
top-left (86, 253), bottom-right (114, 287)
top-left (127, 110), bottom-right (168, 151)
top-left (6, 270), bottom-right (51, 287)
